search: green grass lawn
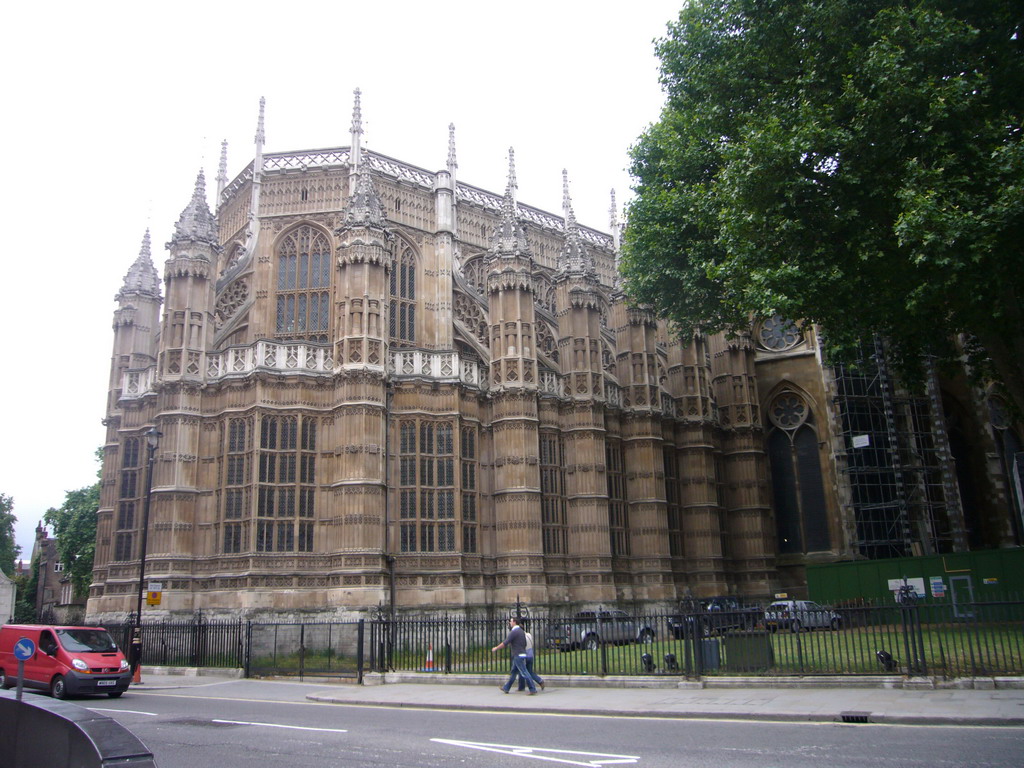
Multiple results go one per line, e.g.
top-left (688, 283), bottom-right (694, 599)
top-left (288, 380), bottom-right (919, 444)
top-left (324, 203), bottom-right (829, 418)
top-left (382, 622), bottom-right (1024, 678)
top-left (249, 620), bottom-right (1023, 678)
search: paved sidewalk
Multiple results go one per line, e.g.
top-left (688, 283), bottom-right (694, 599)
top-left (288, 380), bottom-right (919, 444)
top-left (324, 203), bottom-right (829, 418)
top-left (306, 676), bottom-right (1024, 727)
top-left (132, 668), bottom-right (1024, 726)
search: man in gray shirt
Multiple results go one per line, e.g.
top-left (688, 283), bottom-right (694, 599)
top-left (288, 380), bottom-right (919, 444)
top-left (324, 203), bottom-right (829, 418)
top-left (491, 616), bottom-right (539, 694)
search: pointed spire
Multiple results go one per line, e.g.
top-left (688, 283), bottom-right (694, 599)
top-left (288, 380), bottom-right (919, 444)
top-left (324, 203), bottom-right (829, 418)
top-left (609, 188), bottom-right (619, 251)
top-left (255, 97), bottom-right (266, 154)
top-left (491, 147), bottom-right (530, 258)
top-left (344, 170), bottom-right (387, 228)
top-left (558, 170), bottom-right (595, 279)
top-left (447, 123), bottom-right (457, 179)
top-left (507, 147), bottom-right (518, 207)
top-left (610, 188), bottom-right (625, 293)
top-left (248, 99), bottom-right (265, 227)
top-left (350, 88), bottom-right (363, 172)
top-left (216, 139), bottom-right (228, 201)
top-left (341, 89), bottom-right (386, 229)
top-left (118, 229), bottom-right (161, 299)
top-left (172, 170), bottom-right (218, 246)
top-left (562, 169), bottom-right (572, 225)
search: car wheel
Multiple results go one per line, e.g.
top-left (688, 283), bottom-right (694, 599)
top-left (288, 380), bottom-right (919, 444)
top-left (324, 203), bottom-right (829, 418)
top-left (790, 620), bottom-right (802, 633)
top-left (638, 629), bottom-right (654, 644)
top-left (583, 635), bottom-right (600, 651)
top-left (0, 669), bottom-right (14, 689)
top-left (107, 691), bottom-right (124, 698)
top-left (51, 675), bottom-right (68, 700)
top-left (830, 617), bottom-right (841, 631)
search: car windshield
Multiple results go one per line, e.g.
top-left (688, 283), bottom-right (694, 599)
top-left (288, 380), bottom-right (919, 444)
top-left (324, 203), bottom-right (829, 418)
top-left (56, 629), bottom-right (118, 653)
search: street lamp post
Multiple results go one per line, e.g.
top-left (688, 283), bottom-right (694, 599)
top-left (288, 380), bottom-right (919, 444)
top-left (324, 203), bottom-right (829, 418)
top-left (131, 427), bottom-right (161, 674)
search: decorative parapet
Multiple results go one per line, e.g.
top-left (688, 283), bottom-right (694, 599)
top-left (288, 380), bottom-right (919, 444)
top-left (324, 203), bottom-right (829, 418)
top-left (121, 341), bottom-right (489, 400)
top-left (661, 392), bottom-right (678, 419)
top-left (220, 148), bottom-right (614, 250)
top-left (121, 342), bottom-right (669, 416)
top-left (207, 341), bottom-right (335, 378)
top-left (605, 381), bottom-right (622, 408)
top-left (122, 367), bottom-right (156, 398)
top-left (539, 369), bottom-right (564, 397)
top-left (388, 350), bottom-right (483, 390)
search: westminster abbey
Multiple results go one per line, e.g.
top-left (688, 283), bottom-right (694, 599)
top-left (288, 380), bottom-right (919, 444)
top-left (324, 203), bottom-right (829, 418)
top-left (87, 94), bottom-right (1024, 621)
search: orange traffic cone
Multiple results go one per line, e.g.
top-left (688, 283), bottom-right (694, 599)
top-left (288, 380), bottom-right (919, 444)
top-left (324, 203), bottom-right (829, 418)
top-left (422, 643), bottom-right (434, 672)
top-left (132, 664), bottom-right (142, 684)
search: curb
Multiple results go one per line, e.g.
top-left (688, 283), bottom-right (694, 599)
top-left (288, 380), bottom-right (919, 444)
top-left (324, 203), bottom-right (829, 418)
top-left (303, 693), bottom-right (1024, 727)
top-left (363, 671), bottom-right (1024, 691)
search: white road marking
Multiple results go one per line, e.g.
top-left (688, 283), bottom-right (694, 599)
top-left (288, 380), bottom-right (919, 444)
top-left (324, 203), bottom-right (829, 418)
top-left (88, 708), bottom-right (158, 716)
top-left (213, 719), bottom-right (347, 733)
top-left (432, 738), bottom-right (639, 766)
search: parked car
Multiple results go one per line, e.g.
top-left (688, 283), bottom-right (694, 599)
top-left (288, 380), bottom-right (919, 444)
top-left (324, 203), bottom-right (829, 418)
top-left (764, 600), bottom-right (842, 632)
top-left (545, 610), bottom-right (656, 651)
top-left (0, 624), bottom-right (131, 699)
top-left (669, 597), bottom-right (760, 638)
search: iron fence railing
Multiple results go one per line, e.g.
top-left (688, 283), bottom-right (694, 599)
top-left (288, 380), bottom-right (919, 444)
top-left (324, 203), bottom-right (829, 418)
top-left (83, 596), bottom-right (1024, 680)
top-left (100, 618), bottom-right (245, 669)
top-left (246, 621), bottom-right (364, 681)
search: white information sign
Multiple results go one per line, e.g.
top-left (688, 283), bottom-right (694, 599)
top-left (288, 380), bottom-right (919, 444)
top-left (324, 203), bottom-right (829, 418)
top-left (887, 577), bottom-right (925, 599)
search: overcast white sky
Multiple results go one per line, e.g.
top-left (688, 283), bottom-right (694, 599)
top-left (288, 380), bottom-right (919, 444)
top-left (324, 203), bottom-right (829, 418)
top-left (0, 1), bottom-right (682, 560)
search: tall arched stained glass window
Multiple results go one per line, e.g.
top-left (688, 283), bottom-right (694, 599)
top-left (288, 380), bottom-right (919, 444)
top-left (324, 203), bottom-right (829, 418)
top-left (275, 225), bottom-right (332, 343)
top-left (389, 246), bottom-right (416, 345)
top-left (766, 392), bottom-right (831, 554)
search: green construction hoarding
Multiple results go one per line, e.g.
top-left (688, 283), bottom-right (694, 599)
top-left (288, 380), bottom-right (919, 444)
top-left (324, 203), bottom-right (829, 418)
top-left (806, 548), bottom-right (1024, 606)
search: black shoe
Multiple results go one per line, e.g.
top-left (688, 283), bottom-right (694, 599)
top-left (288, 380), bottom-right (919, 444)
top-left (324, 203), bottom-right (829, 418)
top-left (539, 681), bottom-right (545, 690)
top-left (500, 687), bottom-right (509, 694)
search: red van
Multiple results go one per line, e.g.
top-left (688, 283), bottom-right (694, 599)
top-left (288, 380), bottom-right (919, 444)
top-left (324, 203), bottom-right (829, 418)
top-left (0, 624), bottom-right (131, 699)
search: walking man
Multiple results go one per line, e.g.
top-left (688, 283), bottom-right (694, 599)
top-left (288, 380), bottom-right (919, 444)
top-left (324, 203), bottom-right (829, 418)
top-left (491, 616), bottom-right (539, 694)
top-left (517, 625), bottom-right (545, 692)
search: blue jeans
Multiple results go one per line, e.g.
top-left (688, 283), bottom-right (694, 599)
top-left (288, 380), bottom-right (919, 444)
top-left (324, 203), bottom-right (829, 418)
top-left (502, 654), bottom-right (537, 693)
top-left (517, 656), bottom-right (543, 690)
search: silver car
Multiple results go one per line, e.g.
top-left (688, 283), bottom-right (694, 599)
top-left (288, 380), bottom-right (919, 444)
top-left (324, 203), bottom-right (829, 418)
top-left (764, 600), bottom-right (841, 632)
top-left (545, 610), bottom-right (656, 650)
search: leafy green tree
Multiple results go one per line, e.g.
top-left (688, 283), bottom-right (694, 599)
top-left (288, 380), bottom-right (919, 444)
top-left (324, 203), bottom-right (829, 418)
top-left (624, 0), bottom-right (1024, 413)
top-left (13, 557), bottom-right (39, 623)
top-left (0, 493), bottom-right (19, 577)
top-left (44, 450), bottom-right (102, 599)
top-left (45, 485), bottom-right (99, 599)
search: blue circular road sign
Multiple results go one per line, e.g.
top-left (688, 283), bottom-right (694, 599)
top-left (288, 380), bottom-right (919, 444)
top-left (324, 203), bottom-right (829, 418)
top-left (14, 637), bottom-right (36, 661)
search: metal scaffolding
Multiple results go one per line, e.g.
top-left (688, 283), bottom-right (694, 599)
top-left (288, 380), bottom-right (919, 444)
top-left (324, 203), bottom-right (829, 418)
top-left (832, 339), bottom-right (959, 559)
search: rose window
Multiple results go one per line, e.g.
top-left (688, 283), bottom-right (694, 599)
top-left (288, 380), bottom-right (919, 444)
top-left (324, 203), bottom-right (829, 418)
top-left (759, 315), bottom-right (802, 351)
top-left (769, 393), bottom-right (808, 430)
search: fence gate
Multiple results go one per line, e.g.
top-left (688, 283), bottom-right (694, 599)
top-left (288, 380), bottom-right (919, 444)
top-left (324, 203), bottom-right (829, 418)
top-left (949, 576), bottom-right (975, 619)
top-left (245, 620), bottom-right (365, 680)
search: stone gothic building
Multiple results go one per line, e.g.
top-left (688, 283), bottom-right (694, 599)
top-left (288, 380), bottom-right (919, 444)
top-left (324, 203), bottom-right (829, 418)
top-left (87, 94), bottom-right (1023, 621)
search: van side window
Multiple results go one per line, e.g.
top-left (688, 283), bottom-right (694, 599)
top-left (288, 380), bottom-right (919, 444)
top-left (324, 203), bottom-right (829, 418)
top-left (40, 631), bottom-right (57, 655)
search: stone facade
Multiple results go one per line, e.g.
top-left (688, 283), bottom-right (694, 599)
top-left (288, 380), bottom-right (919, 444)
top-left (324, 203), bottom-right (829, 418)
top-left (87, 95), bottom-right (1024, 622)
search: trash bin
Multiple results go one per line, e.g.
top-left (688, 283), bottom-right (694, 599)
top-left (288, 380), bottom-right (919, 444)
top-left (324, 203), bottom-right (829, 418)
top-left (700, 638), bottom-right (720, 671)
top-left (723, 631), bottom-right (773, 672)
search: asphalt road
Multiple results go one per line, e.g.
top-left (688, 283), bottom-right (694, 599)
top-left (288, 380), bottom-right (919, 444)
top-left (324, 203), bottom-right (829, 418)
top-left (66, 680), bottom-right (1024, 768)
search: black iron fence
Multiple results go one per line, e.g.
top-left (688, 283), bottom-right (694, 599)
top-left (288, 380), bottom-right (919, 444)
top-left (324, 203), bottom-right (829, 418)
top-left (104, 617), bottom-right (246, 669)
top-left (87, 596), bottom-right (1024, 680)
top-left (246, 621), bottom-right (365, 681)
